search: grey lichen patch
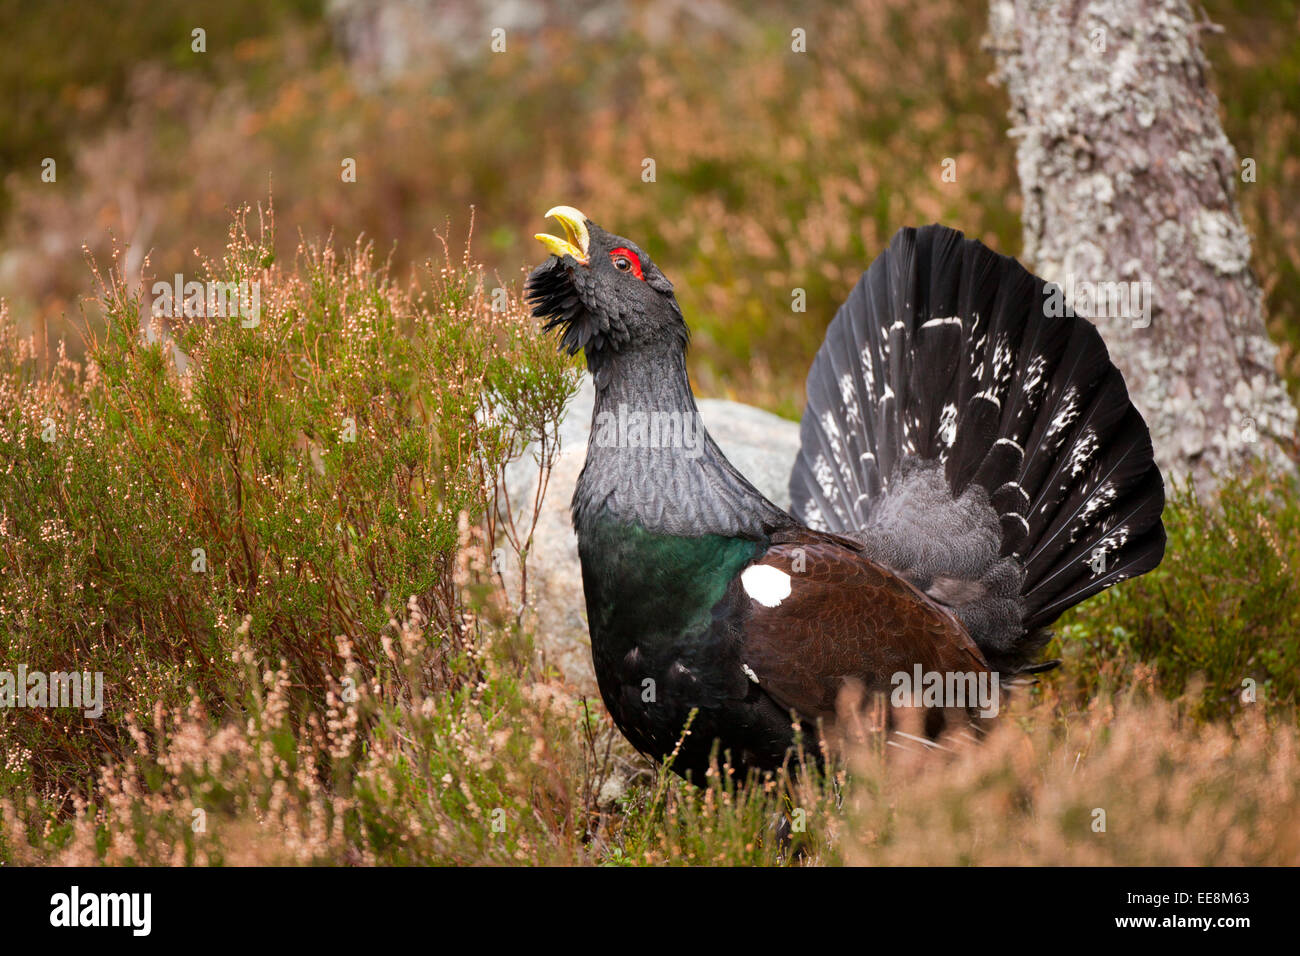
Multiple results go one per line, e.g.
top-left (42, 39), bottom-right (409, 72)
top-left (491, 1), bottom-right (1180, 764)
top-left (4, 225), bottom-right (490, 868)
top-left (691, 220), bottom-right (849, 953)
top-left (1074, 172), bottom-right (1115, 207)
top-left (1193, 209), bottom-right (1252, 275)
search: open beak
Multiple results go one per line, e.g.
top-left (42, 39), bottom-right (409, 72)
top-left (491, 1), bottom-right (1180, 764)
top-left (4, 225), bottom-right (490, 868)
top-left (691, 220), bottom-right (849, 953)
top-left (534, 206), bottom-right (591, 264)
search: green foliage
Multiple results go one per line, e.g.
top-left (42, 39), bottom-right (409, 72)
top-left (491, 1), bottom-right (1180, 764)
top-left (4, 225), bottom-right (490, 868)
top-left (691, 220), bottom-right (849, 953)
top-left (0, 203), bottom-right (578, 796)
top-left (1053, 471), bottom-right (1300, 719)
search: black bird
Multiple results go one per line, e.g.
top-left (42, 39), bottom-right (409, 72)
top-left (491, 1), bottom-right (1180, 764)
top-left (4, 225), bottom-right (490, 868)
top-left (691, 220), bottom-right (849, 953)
top-left (526, 207), bottom-right (1165, 781)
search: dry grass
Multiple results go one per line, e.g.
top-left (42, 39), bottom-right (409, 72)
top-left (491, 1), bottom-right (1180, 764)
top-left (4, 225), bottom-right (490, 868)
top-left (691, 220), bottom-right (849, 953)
top-left (845, 679), bottom-right (1300, 865)
top-left (5, 650), bottom-right (1298, 865)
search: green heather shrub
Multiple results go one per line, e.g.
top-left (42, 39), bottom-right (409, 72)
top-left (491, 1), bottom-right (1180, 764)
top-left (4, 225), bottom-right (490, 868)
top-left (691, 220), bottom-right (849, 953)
top-left (1053, 472), bottom-right (1300, 720)
top-left (0, 204), bottom-right (578, 799)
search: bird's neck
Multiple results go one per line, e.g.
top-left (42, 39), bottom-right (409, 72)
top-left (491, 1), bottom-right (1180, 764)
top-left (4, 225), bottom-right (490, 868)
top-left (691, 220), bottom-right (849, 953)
top-left (591, 342), bottom-right (700, 422)
top-left (572, 344), bottom-right (786, 540)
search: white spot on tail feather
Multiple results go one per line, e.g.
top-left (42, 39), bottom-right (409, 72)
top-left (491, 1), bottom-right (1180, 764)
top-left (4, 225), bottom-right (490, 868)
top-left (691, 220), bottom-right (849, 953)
top-left (1068, 428), bottom-right (1099, 477)
top-left (813, 454), bottom-right (838, 500)
top-left (838, 372), bottom-right (861, 425)
top-left (1046, 386), bottom-right (1080, 439)
top-left (820, 410), bottom-right (842, 440)
top-left (860, 346), bottom-right (876, 393)
top-left (1077, 481), bottom-right (1117, 524)
top-left (1022, 354), bottom-right (1048, 398)
top-left (992, 337), bottom-right (1014, 382)
top-left (742, 564), bottom-right (792, 608)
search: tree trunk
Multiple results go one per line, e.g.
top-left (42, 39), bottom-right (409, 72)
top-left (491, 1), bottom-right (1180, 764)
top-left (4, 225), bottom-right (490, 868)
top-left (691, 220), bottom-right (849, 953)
top-left (987, 0), bottom-right (1297, 490)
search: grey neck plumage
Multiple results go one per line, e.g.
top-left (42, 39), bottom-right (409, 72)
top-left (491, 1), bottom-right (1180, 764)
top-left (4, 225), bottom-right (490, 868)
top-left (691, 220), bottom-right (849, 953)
top-left (571, 343), bottom-right (791, 540)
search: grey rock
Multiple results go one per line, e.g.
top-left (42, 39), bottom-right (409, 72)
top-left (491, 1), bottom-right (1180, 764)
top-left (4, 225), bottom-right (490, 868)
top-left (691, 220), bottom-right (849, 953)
top-left (501, 375), bottom-right (801, 691)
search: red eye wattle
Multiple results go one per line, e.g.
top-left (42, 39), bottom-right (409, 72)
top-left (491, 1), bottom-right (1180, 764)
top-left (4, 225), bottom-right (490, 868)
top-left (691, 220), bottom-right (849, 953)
top-left (609, 247), bottom-right (644, 280)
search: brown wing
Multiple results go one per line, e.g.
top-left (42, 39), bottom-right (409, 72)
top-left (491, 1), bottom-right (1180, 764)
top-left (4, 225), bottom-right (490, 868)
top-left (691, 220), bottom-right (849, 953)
top-left (739, 531), bottom-right (991, 723)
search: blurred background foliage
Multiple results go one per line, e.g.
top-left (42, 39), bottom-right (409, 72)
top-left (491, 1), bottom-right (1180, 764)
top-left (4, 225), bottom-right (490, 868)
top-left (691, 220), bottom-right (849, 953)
top-left (1, 0), bottom-right (1296, 417)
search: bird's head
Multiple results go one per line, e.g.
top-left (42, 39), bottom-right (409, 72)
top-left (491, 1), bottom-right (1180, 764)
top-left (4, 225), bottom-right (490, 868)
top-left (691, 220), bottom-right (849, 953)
top-left (525, 207), bottom-right (687, 367)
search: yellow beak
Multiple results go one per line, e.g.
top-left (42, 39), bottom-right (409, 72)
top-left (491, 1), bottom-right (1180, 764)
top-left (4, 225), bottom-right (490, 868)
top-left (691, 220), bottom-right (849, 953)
top-left (534, 206), bottom-right (591, 264)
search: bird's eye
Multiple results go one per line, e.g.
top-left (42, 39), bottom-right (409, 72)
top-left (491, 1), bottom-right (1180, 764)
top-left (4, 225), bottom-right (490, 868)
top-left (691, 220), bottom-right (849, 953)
top-left (608, 247), bottom-right (645, 280)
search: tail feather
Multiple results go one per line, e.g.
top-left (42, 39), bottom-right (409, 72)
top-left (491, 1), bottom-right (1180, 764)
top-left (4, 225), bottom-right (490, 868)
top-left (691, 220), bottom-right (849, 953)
top-left (789, 224), bottom-right (1166, 671)
top-left (1024, 469), bottom-right (1166, 629)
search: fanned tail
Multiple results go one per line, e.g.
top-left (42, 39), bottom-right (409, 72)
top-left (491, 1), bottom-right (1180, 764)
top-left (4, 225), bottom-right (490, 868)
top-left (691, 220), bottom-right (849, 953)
top-left (789, 224), bottom-right (1166, 671)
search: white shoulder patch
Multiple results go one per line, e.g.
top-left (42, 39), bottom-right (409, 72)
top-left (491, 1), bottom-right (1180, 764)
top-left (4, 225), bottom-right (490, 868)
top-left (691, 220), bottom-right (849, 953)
top-left (741, 564), bottom-right (792, 608)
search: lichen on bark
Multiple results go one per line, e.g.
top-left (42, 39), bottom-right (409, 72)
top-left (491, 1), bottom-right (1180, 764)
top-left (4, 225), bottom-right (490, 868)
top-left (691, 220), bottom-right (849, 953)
top-left (988, 0), bottom-right (1297, 489)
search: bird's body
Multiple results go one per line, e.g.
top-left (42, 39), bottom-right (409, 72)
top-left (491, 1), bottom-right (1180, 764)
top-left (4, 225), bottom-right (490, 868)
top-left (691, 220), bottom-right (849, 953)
top-left (527, 210), bottom-right (1165, 780)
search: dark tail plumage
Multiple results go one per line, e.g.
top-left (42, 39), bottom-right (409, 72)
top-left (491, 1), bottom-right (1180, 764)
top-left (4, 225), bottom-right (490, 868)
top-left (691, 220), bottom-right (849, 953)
top-left (789, 224), bottom-right (1165, 672)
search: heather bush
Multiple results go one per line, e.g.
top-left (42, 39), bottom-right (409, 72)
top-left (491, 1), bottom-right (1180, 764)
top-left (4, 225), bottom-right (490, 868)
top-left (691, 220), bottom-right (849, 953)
top-left (1054, 472), bottom-right (1300, 720)
top-left (0, 203), bottom-right (578, 800)
top-left (4, 636), bottom-right (1297, 865)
